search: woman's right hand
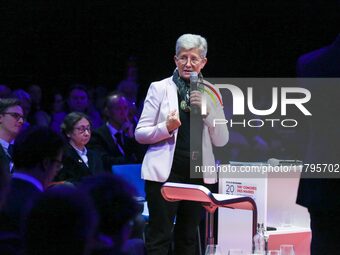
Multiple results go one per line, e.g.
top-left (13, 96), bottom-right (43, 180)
top-left (166, 110), bottom-right (181, 133)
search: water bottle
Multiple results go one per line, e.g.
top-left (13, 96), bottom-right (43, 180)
top-left (253, 223), bottom-right (265, 254)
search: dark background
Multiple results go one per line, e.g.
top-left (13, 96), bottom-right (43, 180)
top-left (0, 0), bottom-right (339, 93)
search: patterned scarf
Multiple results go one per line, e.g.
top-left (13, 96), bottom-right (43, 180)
top-left (172, 69), bottom-right (203, 112)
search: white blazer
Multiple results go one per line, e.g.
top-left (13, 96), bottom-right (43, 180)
top-left (135, 76), bottom-right (229, 184)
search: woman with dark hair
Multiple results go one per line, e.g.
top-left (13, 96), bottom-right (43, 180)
top-left (56, 112), bottom-right (104, 184)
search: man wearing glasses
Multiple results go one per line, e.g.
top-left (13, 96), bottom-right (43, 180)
top-left (0, 98), bottom-right (24, 173)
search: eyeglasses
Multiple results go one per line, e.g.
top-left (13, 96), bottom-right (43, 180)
top-left (175, 56), bottom-right (203, 66)
top-left (74, 126), bottom-right (92, 134)
top-left (2, 112), bottom-right (25, 121)
top-left (51, 159), bottom-right (63, 170)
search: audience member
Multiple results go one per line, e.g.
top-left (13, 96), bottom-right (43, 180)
top-left (11, 89), bottom-right (31, 121)
top-left (80, 174), bottom-right (144, 255)
top-left (117, 56), bottom-right (140, 106)
top-left (67, 84), bottom-right (103, 128)
top-left (0, 127), bottom-right (64, 233)
top-left (0, 99), bottom-right (24, 255)
top-left (296, 33), bottom-right (340, 255)
top-left (56, 112), bottom-right (104, 184)
top-left (117, 56), bottom-right (144, 125)
top-left (0, 85), bottom-right (12, 98)
top-left (0, 98), bottom-right (24, 172)
top-left (23, 186), bottom-right (98, 255)
top-left (88, 92), bottom-right (145, 172)
top-left (50, 84), bottom-right (103, 133)
top-left (27, 84), bottom-right (51, 127)
top-left (49, 90), bottom-right (67, 133)
top-left (89, 85), bottom-right (109, 118)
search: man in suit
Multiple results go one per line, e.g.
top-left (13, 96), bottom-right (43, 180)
top-left (0, 127), bottom-right (64, 233)
top-left (296, 33), bottom-right (340, 254)
top-left (0, 98), bottom-right (24, 173)
top-left (88, 92), bottom-right (145, 172)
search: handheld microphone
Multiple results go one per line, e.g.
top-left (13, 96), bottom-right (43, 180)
top-left (190, 71), bottom-right (198, 91)
top-left (190, 72), bottom-right (199, 114)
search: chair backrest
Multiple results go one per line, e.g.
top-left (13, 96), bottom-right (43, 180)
top-left (111, 164), bottom-right (145, 198)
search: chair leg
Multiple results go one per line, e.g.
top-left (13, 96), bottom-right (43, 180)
top-left (197, 226), bottom-right (202, 255)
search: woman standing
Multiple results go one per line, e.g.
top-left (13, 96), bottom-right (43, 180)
top-left (135, 34), bottom-right (229, 255)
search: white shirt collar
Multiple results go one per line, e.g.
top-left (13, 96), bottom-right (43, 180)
top-left (70, 143), bottom-right (88, 157)
top-left (12, 172), bottom-right (44, 192)
top-left (0, 138), bottom-right (10, 150)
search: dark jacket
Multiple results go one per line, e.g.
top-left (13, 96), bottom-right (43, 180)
top-left (296, 34), bottom-right (340, 211)
top-left (0, 145), bottom-right (10, 173)
top-left (0, 178), bottom-right (42, 233)
top-left (88, 125), bottom-right (145, 172)
top-left (56, 144), bottom-right (104, 184)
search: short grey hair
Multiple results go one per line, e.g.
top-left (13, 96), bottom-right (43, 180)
top-left (175, 34), bottom-right (208, 58)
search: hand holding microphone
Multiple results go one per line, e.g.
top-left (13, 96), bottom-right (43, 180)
top-left (190, 72), bottom-right (202, 115)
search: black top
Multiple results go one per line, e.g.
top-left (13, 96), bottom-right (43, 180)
top-left (171, 94), bottom-right (203, 180)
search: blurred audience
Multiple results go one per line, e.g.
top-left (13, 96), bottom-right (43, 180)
top-left (89, 85), bottom-right (109, 117)
top-left (0, 85), bottom-right (12, 98)
top-left (27, 84), bottom-right (51, 127)
top-left (80, 174), bottom-right (144, 255)
top-left (49, 84), bottom-right (103, 133)
top-left (49, 90), bottom-right (67, 133)
top-left (56, 112), bottom-right (104, 184)
top-left (23, 186), bottom-right (98, 255)
top-left (0, 98), bottom-right (24, 173)
top-left (117, 56), bottom-right (140, 106)
top-left (67, 84), bottom-right (103, 128)
top-left (0, 127), bottom-right (64, 233)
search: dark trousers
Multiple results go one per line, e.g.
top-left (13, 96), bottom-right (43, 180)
top-left (309, 210), bottom-right (340, 255)
top-left (145, 174), bottom-right (204, 255)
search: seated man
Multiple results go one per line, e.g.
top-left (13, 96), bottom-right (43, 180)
top-left (0, 98), bottom-right (24, 172)
top-left (88, 92), bottom-right (145, 172)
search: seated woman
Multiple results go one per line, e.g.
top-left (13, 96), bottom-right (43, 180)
top-left (56, 112), bottom-right (104, 184)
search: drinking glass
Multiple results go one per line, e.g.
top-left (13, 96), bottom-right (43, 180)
top-left (228, 249), bottom-right (243, 255)
top-left (280, 244), bottom-right (295, 255)
top-left (205, 244), bottom-right (223, 255)
top-left (281, 211), bottom-right (292, 227)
